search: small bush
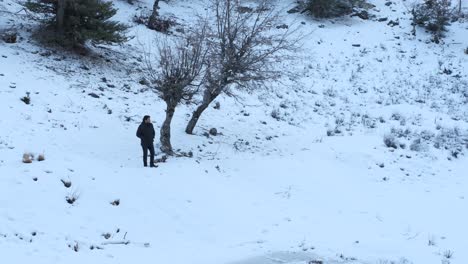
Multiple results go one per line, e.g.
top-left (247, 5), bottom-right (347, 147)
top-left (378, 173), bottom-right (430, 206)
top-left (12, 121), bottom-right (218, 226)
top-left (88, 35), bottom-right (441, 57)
top-left (271, 109), bottom-right (281, 121)
top-left (37, 153), bottom-right (45, 161)
top-left (61, 179), bottom-right (72, 188)
top-left (390, 112), bottom-right (404, 121)
top-left (22, 153), bottom-right (33, 163)
top-left (391, 127), bottom-right (412, 139)
top-left (1, 30), bottom-right (18, 43)
top-left (361, 114), bottom-right (376, 128)
top-left (305, 0), bottom-right (357, 18)
top-left (20, 92), bottom-right (31, 105)
top-left (306, 0), bottom-right (353, 18)
top-left (147, 17), bottom-right (174, 33)
top-left (66, 192), bottom-right (79, 205)
top-left (434, 127), bottom-right (467, 148)
top-left (110, 199), bottom-right (120, 206)
top-left (443, 250), bottom-right (454, 259)
top-left (383, 134), bottom-right (398, 148)
top-left (410, 138), bottom-right (428, 152)
top-left (412, 0), bottom-right (453, 43)
top-left (133, 10), bottom-right (150, 25)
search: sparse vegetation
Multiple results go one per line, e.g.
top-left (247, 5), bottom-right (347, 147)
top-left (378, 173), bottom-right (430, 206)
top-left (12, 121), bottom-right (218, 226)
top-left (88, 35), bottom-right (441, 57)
top-left (69, 241), bottom-right (79, 252)
top-left (304, 0), bottom-right (368, 18)
top-left (0, 0), bottom-right (467, 261)
top-left (428, 236), bottom-right (436, 246)
top-left (443, 250), bottom-right (454, 259)
top-left (386, 126), bottom-right (467, 158)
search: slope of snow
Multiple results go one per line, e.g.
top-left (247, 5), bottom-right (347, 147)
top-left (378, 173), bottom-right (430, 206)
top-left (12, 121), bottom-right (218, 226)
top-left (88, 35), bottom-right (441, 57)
top-left (0, 0), bottom-right (467, 263)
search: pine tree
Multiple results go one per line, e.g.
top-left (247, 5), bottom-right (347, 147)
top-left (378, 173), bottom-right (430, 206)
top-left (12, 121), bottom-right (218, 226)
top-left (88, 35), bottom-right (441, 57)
top-left (412, 0), bottom-right (452, 43)
top-left (305, 0), bottom-right (355, 18)
top-left (25, 0), bottom-right (128, 47)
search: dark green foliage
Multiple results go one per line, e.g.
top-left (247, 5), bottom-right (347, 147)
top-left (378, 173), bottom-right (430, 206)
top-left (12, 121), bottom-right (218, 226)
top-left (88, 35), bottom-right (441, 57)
top-left (412, 0), bottom-right (452, 43)
top-left (305, 0), bottom-right (362, 18)
top-left (304, 0), bottom-right (371, 18)
top-left (25, 0), bottom-right (128, 47)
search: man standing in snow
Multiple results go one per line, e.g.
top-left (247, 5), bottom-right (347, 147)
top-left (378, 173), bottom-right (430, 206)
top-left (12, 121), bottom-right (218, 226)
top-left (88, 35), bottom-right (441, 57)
top-left (136, 115), bottom-right (156, 167)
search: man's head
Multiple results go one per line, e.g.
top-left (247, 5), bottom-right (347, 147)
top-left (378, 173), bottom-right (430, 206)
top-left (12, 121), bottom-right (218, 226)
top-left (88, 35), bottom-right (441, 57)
top-left (143, 115), bottom-right (151, 123)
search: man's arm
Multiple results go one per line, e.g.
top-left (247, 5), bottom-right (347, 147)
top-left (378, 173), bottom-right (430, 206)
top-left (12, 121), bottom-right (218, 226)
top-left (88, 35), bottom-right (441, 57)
top-left (136, 125), bottom-right (142, 138)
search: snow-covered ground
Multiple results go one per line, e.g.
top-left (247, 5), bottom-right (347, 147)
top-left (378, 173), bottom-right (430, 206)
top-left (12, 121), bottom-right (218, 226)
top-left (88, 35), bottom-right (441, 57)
top-left (0, 0), bottom-right (467, 263)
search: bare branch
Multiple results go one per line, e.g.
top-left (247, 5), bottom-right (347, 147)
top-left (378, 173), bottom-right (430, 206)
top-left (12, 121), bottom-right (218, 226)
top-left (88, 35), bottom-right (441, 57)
top-left (185, 0), bottom-right (303, 134)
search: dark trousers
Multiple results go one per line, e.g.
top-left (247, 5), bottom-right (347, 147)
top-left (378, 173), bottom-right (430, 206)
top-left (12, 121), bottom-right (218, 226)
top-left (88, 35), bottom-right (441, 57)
top-left (142, 144), bottom-right (155, 167)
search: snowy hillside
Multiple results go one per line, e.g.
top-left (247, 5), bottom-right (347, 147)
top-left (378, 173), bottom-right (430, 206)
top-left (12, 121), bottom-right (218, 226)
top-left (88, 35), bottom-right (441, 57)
top-left (0, 0), bottom-right (467, 263)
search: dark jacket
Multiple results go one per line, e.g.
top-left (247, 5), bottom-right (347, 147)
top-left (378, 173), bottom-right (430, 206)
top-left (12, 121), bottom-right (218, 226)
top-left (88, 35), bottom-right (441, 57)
top-left (136, 122), bottom-right (155, 146)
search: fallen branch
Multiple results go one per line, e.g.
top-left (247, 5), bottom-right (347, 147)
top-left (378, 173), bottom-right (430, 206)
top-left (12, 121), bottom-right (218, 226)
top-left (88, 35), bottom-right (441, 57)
top-left (101, 240), bottom-right (151, 247)
top-left (101, 240), bottom-right (130, 245)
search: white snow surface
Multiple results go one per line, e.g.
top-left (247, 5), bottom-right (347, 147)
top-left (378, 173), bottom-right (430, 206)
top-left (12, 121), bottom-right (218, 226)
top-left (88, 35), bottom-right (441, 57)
top-left (0, 0), bottom-right (467, 263)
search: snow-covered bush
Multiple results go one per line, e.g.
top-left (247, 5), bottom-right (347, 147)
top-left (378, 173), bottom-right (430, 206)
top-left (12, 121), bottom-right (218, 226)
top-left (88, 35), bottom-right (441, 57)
top-left (361, 114), bottom-right (377, 128)
top-left (394, 127), bottom-right (468, 158)
top-left (271, 109), bottom-right (281, 121)
top-left (304, 0), bottom-right (366, 18)
top-left (22, 153), bottom-right (33, 163)
top-left (433, 127), bottom-right (468, 158)
top-left (383, 134), bottom-right (398, 148)
top-left (37, 153), bottom-right (45, 161)
top-left (133, 10), bottom-right (150, 25)
top-left (20, 92), bottom-right (31, 105)
top-left (305, 0), bottom-right (352, 18)
top-left (412, 0), bottom-right (453, 43)
top-left (410, 138), bottom-right (428, 152)
top-left (66, 192), bottom-right (79, 205)
top-left (390, 127), bottom-right (412, 139)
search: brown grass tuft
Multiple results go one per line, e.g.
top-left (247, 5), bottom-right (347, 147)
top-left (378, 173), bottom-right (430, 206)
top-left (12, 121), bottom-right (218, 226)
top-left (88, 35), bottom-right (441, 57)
top-left (22, 153), bottom-right (32, 164)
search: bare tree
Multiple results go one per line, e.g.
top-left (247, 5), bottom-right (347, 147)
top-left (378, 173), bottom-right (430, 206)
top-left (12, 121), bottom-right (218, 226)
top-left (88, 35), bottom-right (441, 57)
top-left (146, 25), bottom-right (209, 154)
top-left (185, 0), bottom-right (299, 134)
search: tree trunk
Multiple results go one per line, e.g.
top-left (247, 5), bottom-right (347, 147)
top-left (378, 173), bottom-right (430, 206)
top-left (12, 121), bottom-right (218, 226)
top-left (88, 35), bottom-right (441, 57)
top-left (185, 89), bottom-right (218, 134)
top-left (160, 103), bottom-right (175, 155)
top-left (148, 0), bottom-right (160, 29)
top-left (460, 0), bottom-right (462, 16)
top-left (57, 0), bottom-right (66, 33)
top-left (185, 102), bottom-right (210, 135)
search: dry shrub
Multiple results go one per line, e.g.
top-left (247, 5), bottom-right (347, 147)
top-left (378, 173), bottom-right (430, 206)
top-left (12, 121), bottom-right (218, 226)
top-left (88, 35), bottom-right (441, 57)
top-left (37, 153), bottom-right (45, 161)
top-left (22, 153), bottom-right (33, 163)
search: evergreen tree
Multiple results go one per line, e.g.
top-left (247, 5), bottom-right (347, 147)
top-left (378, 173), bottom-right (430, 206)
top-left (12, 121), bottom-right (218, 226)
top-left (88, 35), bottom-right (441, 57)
top-left (412, 0), bottom-right (452, 43)
top-left (25, 0), bottom-right (128, 47)
top-left (305, 0), bottom-right (367, 18)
